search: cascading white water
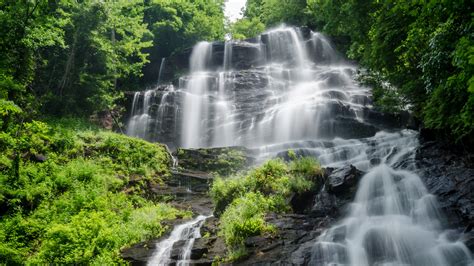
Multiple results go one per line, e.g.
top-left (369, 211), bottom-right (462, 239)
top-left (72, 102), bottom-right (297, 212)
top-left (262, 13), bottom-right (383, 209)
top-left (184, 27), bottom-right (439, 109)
top-left (127, 90), bottom-right (154, 139)
top-left (147, 215), bottom-right (209, 266)
top-left (223, 41), bottom-right (232, 71)
top-left (157, 58), bottom-right (166, 85)
top-left (181, 42), bottom-right (212, 148)
top-left (128, 26), bottom-right (472, 265)
top-left (212, 72), bottom-right (236, 147)
top-left (264, 130), bottom-right (474, 265)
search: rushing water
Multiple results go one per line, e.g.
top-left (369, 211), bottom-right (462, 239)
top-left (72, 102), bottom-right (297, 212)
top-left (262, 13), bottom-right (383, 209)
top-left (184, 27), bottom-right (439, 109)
top-left (127, 25), bottom-right (472, 265)
top-left (147, 215), bottom-right (209, 266)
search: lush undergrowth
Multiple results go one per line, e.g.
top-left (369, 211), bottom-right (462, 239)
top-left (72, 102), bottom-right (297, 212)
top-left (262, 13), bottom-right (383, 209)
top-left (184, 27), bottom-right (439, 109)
top-left (0, 115), bottom-right (188, 264)
top-left (210, 156), bottom-right (324, 260)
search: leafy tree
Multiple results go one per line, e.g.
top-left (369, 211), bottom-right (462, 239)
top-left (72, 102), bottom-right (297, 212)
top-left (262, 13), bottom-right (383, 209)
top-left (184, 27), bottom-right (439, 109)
top-left (0, 0), bottom-right (66, 113)
top-left (141, 0), bottom-right (225, 82)
top-left (34, 0), bottom-right (152, 115)
top-left (230, 17), bottom-right (265, 40)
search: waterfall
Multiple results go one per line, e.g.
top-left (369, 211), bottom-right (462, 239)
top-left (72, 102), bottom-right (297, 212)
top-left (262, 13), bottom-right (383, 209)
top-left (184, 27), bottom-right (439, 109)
top-left (126, 90), bottom-right (154, 140)
top-left (157, 58), bottom-right (166, 85)
top-left (223, 41), bottom-right (232, 71)
top-left (315, 166), bottom-right (471, 266)
top-left (127, 85), bottom-right (175, 142)
top-left (147, 215), bottom-right (209, 266)
top-left (181, 42), bottom-right (212, 148)
top-left (126, 26), bottom-right (472, 265)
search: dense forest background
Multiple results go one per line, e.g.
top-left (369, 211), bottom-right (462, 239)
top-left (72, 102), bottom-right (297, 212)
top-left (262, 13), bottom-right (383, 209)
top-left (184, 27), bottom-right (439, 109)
top-left (0, 0), bottom-right (472, 263)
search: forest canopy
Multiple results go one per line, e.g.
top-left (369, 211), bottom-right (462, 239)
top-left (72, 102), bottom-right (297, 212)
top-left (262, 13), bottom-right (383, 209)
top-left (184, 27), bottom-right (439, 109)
top-left (0, 0), bottom-right (225, 117)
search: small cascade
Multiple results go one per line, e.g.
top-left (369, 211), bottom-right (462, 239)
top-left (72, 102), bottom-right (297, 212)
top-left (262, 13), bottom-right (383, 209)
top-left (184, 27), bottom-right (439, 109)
top-left (157, 58), bottom-right (166, 85)
top-left (147, 215), bottom-right (210, 266)
top-left (127, 85), bottom-right (176, 142)
top-left (223, 41), bottom-right (232, 71)
top-left (126, 90), bottom-right (155, 140)
top-left (311, 166), bottom-right (473, 265)
top-left (212, 72), bottom-right (236, 147)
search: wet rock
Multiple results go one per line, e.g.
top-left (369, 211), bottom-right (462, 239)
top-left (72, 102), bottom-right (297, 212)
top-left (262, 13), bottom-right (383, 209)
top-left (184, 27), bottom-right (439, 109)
top-left (245, 236), bottom-right (269, 248)
top-left (414, 140), bottom-right (474, 233)
top-left (121, 239), bottom-right (156, 263)
top-left (190, 238), bottom-right (209, 260)
top-left (209, 41), bottom-right (264, 70)
top-left (319, 118), bottom-right (378, 139)
top-left (31, 153), bottom-right (47, 163)
top-left (234, 214), bottom-right (335, 265)
top-left (361, 108), bottom-right (418, 130)
top-left (310, 190), bottom-right (340, 217)
top-left (290, 190), bottom-right (318, 214)
top-left (170, 240), bottom-right (186, 260)
top-left (175, 146), bottom-right (254, 176)
top-left (327, 165), bottom-right (364, 196)
top-left (370, 157), bottom-right (381, 166)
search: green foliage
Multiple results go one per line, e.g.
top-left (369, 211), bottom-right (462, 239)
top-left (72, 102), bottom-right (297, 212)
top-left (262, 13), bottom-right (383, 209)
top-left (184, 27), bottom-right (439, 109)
top-left (230, 17), bottom-right (265, 40)
top-left (219, 192), bottom-right (276, 259)
top-left (211, 157), bottom-right (323, 260)
top-left (0, 0), bottom-right (226, 117)
top-left (305, 0), bottom-right (473, 142)
top-left (142, 0), bottom-right (225, 80)
top-left (0, 118), bottom-right (184, 264)
top-left (244, 0), bottom-right (308, 27)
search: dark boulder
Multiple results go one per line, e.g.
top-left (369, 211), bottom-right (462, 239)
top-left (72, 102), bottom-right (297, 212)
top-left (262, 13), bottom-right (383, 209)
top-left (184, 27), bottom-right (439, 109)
top-left (327, 165), bottom-right (364, 196)
top-left (310, 190), bottom-right (340, 217)
top-left (318, 118), bottom-right (379, 139)
top-left (190, 238), bottom-right (209, 260)
top-left (361, 107), bottom-right (418, 130)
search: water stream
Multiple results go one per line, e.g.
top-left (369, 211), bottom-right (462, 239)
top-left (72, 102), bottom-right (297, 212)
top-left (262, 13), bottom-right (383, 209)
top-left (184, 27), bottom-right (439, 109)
top-left (127, 25), bottom-right (472, 265)
top-left (147, 215), bottom-right (209, 266)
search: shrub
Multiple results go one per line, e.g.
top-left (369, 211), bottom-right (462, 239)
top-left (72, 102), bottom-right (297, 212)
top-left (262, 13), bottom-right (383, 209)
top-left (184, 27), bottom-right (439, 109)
top-left (211, 157), bottom-right (323, 261)
top-left (219, 192), bottom-right (275, 259)
top-left (210, 157), bottom-right (322, 216)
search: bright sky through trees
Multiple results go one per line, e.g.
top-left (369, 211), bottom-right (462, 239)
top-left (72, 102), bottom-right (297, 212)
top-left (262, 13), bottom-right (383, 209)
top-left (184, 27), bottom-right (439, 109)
top-left (225, 0), bottom-right (247, 22)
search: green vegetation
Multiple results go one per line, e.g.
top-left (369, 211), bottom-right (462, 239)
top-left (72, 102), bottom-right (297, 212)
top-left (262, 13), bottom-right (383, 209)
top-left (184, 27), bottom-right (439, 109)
top-left (0, 112), bottom-right (189, 263)
top-left (229, 17), bottom-right (266, 40)
top-left (0, 0), bottom-right (225, 117)
top-left (210, 157), bottom-right (323, 260)
top-left (145, 0), bottom-right (225, 66)
top-left (233, 0), bottom-right (473, 144)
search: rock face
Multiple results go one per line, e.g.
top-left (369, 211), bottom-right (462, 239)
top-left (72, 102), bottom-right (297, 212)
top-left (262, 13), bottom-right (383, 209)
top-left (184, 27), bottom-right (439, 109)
top-left (414, 138), bottom-right (474, 251)
top-left (232, 165), bottom-right (363, 265)
top-left (227, 214), bottom-right (334, 266)
top-left (175, 146), bottom-right (255, 176)
top-left (124, 27), bottom-right (414, 149)
top-left (327, 165), bottom-right (364, 196)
